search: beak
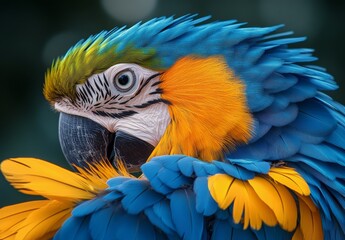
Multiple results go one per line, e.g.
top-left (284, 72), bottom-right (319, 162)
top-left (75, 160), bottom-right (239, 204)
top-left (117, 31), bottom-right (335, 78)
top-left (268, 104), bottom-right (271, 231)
top-left (58, 112), bottom-right (154, 172)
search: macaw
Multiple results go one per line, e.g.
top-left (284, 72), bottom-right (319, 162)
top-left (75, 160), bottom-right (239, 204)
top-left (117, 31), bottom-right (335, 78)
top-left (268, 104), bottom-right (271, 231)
top-left (1, 15), bottom-right (345, 240)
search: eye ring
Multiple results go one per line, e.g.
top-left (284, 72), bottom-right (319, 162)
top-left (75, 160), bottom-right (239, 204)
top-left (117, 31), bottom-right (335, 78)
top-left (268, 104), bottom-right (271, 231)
top-left (113, 69), bottom-right (136, 93)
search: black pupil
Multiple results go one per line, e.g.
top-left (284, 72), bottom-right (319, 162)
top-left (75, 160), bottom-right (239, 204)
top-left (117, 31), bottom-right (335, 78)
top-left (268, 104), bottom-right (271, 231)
top-left (118, 74), bottom-right (129, 86)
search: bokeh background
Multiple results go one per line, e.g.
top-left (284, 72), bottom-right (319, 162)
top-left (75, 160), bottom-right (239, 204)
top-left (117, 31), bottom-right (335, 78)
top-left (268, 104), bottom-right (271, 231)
top-left (1, 0), bottom-right (344, 207)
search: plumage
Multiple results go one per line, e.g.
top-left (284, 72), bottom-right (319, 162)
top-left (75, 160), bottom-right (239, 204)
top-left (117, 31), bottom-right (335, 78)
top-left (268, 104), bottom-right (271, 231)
top-left (15, 200), bottom-right (72, 240)
top-left (140, 160), bottom-right (175, 195)
top-left (207, 170), bottom-right (313, 232)
top-left (54, 217), bottom-right (92, 240)
top-left (225, 158), bottom-right (271, 174)
top-left (267, 167), bottom-right (310, 195)
top-left (248, 176), bottom-right (297, 231)
top-left (71, 197), bottom-right (109, 218)
top-left (0, 158), bottom-right (115, 201)
top-left (0, 158), bottom-right (123, 239)
top-left (89, 205), bottom-right (121, 239)
top-left (194, 177), bottom-right (218, 216)
top-left (299, 143), bottom-right (345, 165)
top-left (150, 56), bottom-right (253, 161)
top-left (169, 189), bottom-right (204, 240)
top-left (0, 200), bottom-right (49, 239)
top-left (290, 99), bottom-right (336, 136)
top-left (213, 161), bottom-right (255, 180)
top-left (208, 173), bottom-right (278, 230)
top-left (144, 200), bottom-right (177, 237)
top-left (117, 179), bottom-right (163, 214)
top-left (257, 103), bottom-right (299, 127)
top-left (1, 15), bottom-right (345, 239)
top-left (296, 195), bottom-right (323, 240)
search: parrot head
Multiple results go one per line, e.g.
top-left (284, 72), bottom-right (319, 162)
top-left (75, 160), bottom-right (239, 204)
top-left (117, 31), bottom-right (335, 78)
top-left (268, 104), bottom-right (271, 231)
top-left (44, 16), bottom-right (253, 172)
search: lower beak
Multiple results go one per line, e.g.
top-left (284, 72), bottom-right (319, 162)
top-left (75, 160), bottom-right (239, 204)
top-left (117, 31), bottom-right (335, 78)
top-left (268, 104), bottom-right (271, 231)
top-left (58, 112), bottom-right (154, 172)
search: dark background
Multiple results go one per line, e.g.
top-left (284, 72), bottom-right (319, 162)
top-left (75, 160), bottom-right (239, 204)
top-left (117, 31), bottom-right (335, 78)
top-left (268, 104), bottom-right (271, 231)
top-left (1, 0), bottom-right (344, 207)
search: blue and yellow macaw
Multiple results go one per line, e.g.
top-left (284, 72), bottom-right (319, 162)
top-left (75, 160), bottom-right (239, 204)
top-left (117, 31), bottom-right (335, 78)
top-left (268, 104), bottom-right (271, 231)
top-left (1, 15), bottom-right (345, 240)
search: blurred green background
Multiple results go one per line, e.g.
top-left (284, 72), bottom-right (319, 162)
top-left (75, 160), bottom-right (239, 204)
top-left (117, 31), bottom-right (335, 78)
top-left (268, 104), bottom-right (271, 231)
top-left (0, 0), bottom-right (344, 207)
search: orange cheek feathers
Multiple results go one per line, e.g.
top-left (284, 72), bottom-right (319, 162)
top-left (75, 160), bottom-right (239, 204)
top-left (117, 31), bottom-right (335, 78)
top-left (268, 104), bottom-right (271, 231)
top-left (149, 56), bottom-right (253, 161)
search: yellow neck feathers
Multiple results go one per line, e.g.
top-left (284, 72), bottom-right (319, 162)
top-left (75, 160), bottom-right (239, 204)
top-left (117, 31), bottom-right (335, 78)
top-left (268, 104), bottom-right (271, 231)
top-left (150, 56), bottom-right (253, 161)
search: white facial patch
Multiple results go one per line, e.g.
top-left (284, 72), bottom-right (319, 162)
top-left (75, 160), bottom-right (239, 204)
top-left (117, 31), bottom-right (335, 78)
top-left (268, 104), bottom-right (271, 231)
top-left (115, 102), bottom-right (170, 146)
top-left (55, 63), bottom-right (171, 147)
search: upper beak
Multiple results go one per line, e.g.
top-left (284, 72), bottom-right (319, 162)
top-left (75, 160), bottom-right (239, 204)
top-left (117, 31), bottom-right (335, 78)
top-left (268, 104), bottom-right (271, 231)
top-left (58, 112), bottom-right (154, 172)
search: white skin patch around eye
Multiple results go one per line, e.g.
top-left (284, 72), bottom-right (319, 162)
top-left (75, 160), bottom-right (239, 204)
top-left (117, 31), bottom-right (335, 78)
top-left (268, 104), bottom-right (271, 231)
top-left (104, 64), bottom-right (156, 97)
top-left (54, 63), bottom-right (171, 147)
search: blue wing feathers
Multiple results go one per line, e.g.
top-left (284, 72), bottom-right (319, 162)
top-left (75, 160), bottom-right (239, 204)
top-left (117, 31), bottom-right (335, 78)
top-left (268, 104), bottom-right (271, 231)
top-left (319, 188), bottom-right (345, 234)
top-left (55, 217), bottom-right (92, 240)
top-left (259, 30), bottom-right (292, 41)
top-left (278, 80), bottom-right (317, 103)
top-left (248, 119), bottom-right (271, 143)
top-left (118, 180), bottom-right (163, 214)
top-left (176, 156), bottom-right (195, 176)
top-left (72, 198), bottom-right (108, 218)
top-left (285, 127), bottom-right (324, 144)
top-left (244, 89), bottom-right (274, 112)
top-left (241, 46), bottom-right (265, 64)
top-left (102, 191), bottom-right (123, 202)
top-left (293, 164), bottom-right (345, 239)
top-left (211, 219), bottom-right (234, 240)
top-left (192, 160), bottom-right (219, 176)
top-left (299, 143), bottom-right (345, 166)
top-left (151, 199), bottom-right (176, 233)
top-left (210, 218), bottom-right (276, 240)
top-left (194, 177), bottom-right (218, 216)
top-left (225, 158), bottom-right (271, 174)
top-left (169, 189), bottom-right (204, 240)
top-left (145, 202), bottom-right (177, 237)
top-left (326, 124), bottom-right (345, 149)
top-left (231, 138), bottom-right (270, 160)
top-left (261, 128), bottom-right (301, 160)
top-left (141, 161), bottom-right (174, 194)
top-left (301, 163), bottom-right (345, 196)
top-left (119, 213), bottom-right (157, 240)
top-left (89, 205), bottom-right (118, 240)
top-left (257, 103), bottom-right (298, 127)
top-left (290, 155), bottom-right (342, 180)
top-left (263, 73), bottom-right (298, 93)
top-left (156, 167), bottom-right (192, 189)
top-left (213, 161), bottom-right (255, 180)
top-left (290, 99), bottom-right (337, 136)
top-left (268, 96), bottom-right (291, 112)
top-left (107, 176), bottom-right (132, 188)
top-left (262, 36), bottom-right (306, 46)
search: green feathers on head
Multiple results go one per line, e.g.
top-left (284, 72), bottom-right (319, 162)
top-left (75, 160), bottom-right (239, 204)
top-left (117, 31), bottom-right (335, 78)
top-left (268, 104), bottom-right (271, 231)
top-left (44, 32), bottom-right (161, 104)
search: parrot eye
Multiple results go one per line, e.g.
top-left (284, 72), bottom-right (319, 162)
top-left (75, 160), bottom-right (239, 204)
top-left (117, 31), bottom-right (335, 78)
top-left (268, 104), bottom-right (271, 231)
top-left (113, 69), bottom-right (137, 93)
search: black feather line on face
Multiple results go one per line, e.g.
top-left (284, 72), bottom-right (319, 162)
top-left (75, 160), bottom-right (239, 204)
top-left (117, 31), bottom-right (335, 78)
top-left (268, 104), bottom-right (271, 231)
top-left (86, 80), bottom-right (95, 94)
top-left (133, 99), bottom-right (171, 109)
top-left (93, 110), bottom-right (138, 119)
top-left (75, 71), bottom-right (167, 119)
top-left (151, 80), bottom-right (163, 87)
top-left (149, 88), bottom-right (163, 95)
top-left (95, 76), bottom-right (103, 92)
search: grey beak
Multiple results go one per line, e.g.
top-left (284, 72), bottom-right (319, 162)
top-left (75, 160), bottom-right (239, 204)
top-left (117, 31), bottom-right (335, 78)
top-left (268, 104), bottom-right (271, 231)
top-left (58, 112), bottom-right (154, 171)
top-left (58, 112), bottom-right (115, 168)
